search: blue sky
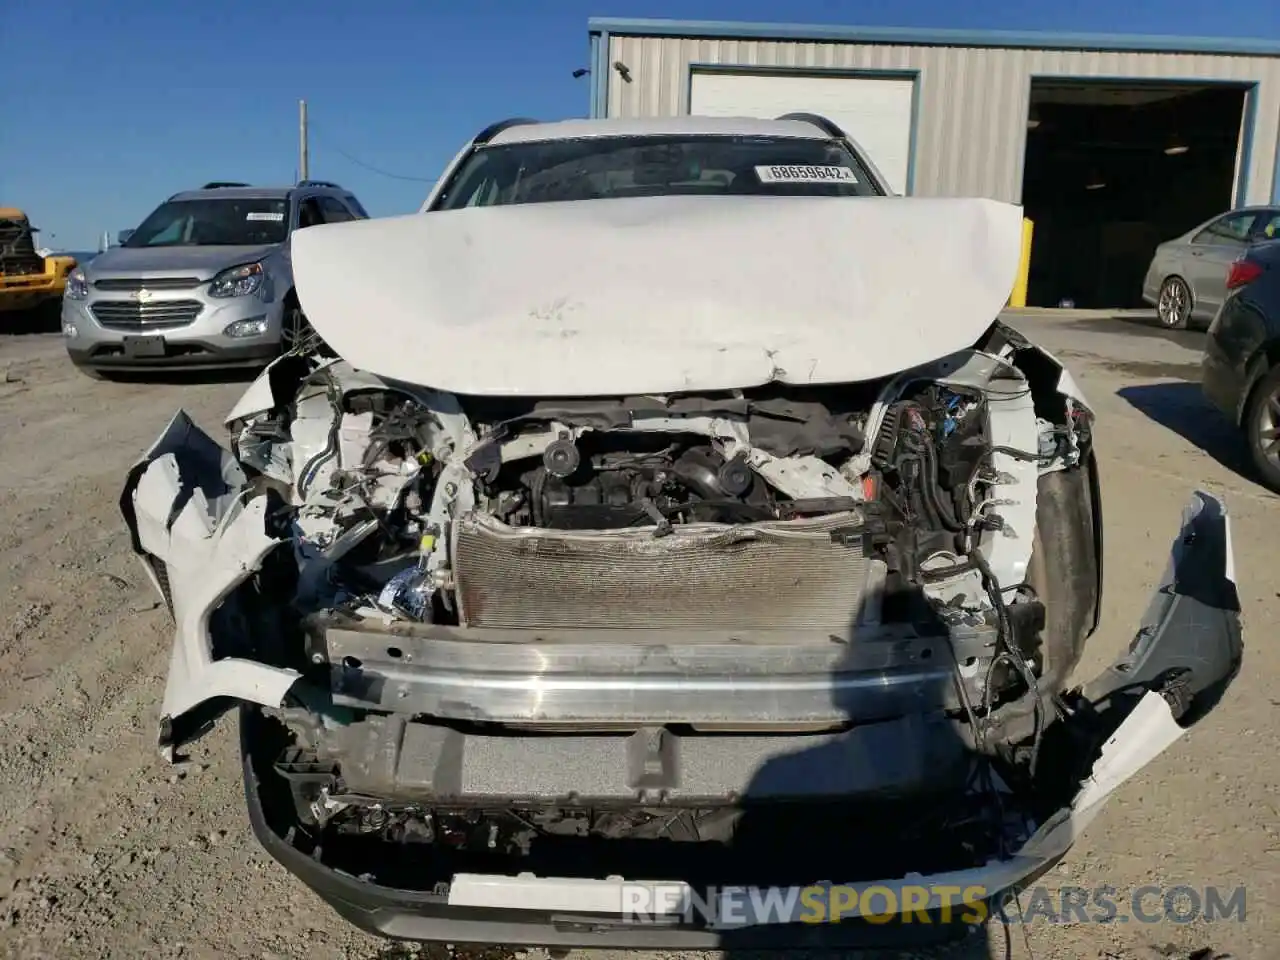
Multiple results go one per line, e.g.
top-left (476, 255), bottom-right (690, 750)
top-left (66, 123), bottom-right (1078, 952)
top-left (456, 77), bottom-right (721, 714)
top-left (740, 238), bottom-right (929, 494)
top-left (3, 0), bottom-right (1278, 250)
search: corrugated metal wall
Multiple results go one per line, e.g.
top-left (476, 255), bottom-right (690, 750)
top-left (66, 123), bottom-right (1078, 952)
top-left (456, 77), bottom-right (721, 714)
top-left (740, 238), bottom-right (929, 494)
top-left (605, 34), bottom-right (1280, 204)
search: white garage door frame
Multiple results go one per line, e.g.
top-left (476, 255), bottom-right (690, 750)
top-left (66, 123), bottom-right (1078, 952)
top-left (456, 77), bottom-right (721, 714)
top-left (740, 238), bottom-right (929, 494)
top-left (685, 64), bottom-right (921, 195)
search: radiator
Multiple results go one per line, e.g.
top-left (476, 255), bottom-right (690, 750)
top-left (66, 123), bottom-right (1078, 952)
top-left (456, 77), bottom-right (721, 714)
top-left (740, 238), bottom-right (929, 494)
top-left (451, 511), bottom-right (871, 632)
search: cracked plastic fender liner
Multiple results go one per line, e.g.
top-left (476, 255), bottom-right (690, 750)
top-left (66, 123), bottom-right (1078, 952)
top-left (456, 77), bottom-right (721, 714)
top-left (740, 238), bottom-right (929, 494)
top-left (120, 410), bottom-right (302, 760)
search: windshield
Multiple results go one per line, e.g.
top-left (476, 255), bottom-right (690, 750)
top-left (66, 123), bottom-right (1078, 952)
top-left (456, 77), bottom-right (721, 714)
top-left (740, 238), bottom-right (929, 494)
top-left (124, 197), bottom-right (289, 247)
top-left (432, 135), bottom-right (882, 209)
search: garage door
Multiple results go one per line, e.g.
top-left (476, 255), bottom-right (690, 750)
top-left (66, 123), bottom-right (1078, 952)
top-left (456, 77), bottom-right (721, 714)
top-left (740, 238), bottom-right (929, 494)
top-left (689, 71), bottom-right (916, 195)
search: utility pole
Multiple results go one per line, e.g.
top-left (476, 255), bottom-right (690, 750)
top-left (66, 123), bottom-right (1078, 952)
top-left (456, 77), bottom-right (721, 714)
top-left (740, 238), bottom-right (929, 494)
top-left (298, 99), bottom-right (309, 182)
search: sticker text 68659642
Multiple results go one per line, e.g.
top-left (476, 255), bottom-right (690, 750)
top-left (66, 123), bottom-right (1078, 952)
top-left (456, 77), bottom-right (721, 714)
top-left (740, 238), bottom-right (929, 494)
top-left (755, 165), bottom-right (858, 184)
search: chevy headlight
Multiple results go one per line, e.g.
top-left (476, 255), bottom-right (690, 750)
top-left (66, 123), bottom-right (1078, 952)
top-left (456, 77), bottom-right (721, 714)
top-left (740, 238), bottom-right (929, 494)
top-left (65, 268), bottom-right (88, 300)
top-left (209, 262), bottom-right (265, 298)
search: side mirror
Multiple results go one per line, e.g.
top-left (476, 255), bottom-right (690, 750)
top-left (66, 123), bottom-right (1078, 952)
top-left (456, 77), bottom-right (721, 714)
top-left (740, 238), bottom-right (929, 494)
top-left (117, 229), bottom-right (135, 245)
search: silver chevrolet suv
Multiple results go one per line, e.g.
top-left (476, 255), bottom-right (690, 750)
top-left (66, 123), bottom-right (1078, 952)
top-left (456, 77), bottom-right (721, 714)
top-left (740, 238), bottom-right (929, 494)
top-left (62, 180), bottom-right (368, 379)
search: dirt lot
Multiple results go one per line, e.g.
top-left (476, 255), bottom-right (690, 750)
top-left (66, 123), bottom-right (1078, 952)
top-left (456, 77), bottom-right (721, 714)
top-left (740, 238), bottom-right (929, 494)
top-left (0, 315), bottom-right (1274, 960)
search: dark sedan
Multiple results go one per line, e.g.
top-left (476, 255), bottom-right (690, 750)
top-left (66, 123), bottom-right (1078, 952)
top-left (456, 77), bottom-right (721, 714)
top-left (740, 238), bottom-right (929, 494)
top-left (1202, 238), bottom-right (1280, 491)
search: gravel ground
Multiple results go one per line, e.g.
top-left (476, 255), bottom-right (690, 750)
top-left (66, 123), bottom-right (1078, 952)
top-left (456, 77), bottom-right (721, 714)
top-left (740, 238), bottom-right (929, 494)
top-left (0, 313), bottom-right (1274, 960)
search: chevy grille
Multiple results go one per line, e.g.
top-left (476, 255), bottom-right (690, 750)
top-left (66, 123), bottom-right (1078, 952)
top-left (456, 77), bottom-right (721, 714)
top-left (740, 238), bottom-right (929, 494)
top-left (90, 299), bottom-right (204, 330)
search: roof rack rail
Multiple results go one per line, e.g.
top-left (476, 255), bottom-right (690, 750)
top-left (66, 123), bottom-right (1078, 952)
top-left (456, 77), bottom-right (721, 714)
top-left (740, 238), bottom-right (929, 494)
top-left (296, 179), bottom-right (344, 189)
top-left (474, 117), bottom-right (539, 145)
top-left (776, 112), bottom-right (847, 139)
top-left (201, 181), bottom-right (250, 189)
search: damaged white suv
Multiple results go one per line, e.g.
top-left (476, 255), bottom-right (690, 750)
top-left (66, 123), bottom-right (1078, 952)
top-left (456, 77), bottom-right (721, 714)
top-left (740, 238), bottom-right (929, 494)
top-left (122, 115), bottom-right (1242, 950)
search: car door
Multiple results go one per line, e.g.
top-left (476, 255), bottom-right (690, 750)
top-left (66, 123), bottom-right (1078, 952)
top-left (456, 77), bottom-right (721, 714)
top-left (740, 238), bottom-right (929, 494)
top-left (1185, 211), bottom-right (1258, 319)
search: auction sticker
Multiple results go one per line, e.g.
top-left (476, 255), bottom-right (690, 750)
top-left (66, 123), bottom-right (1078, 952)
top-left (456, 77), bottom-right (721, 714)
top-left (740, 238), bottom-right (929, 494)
top-left (246, 211), bottom-right (285, 222)
top-left (755, 164), bottom-right (858, 183)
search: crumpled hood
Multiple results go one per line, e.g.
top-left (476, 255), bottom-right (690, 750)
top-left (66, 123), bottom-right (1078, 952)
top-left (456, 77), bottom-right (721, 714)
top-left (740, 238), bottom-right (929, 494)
top-left (290, 195), bottom-right (1024, 396)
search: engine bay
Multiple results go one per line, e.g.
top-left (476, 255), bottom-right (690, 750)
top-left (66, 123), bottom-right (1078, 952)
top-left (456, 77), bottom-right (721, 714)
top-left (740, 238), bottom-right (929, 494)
top-left (200, 324), bottom-right (1100, 880)
top-left (232, 336), bottom-right (1087, 638)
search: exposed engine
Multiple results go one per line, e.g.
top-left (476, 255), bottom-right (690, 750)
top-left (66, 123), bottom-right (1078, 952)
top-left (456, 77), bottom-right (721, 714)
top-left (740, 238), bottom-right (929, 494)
top-left (240, 358), bottom-right (1080, 636)
top-left (222, 329), bottom-right (1095, 882)
top-left (497, 433), bottom-right (776, 529)
top-left (462, 390), bottom-right (868, 531)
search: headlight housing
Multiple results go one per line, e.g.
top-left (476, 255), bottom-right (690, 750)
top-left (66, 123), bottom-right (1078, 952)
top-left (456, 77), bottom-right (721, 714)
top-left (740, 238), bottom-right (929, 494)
top-left (208, 262), bottom-right (265, 298)
top-left (65, 268), bottom-right (88, 300)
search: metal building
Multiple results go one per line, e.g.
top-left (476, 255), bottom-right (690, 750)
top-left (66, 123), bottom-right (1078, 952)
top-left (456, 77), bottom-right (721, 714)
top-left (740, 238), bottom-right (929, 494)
top-left (586, 18), bottom-right (1280, 306)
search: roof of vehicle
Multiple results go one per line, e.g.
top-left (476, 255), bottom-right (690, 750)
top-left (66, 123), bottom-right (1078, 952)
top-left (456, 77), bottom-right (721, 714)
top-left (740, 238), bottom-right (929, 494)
top-left (166, 182), bottom-right (353, 203)
top-left (486, 115), bottom-right (842, 146)
top-left (0, 207), bottom-right (29, 220)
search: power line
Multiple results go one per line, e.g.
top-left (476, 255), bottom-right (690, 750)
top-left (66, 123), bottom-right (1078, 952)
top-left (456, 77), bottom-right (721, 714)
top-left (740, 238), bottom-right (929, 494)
top-left (308, 119), bottom-right (436, 183)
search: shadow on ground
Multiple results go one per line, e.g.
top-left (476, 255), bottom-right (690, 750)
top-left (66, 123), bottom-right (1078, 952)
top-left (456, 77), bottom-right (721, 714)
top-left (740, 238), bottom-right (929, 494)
top-left (2, 303), bottom-right (62, 335)
top-left (92, 367), bottom-right (261, 387)
top-left (1056, 313), bottom-right (1207, 351)
top-left (1117, 382), bottom-right (1257, 483)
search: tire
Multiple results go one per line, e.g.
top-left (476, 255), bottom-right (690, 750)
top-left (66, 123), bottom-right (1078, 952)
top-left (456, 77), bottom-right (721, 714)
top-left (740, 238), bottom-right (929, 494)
top-left (1243, 363), bottom-right (1280, 493)
top-left (1156, 276), bottom-right (1192, 329)
top-left (981, 464), bottom-right (1100, 750)
top-left (1026, 465), bottom-right (1100, 694)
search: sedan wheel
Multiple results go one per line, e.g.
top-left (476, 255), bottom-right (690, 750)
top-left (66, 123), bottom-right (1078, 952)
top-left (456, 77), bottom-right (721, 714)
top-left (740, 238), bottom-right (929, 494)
top-left (1156, 276), bottom-right (1191, 329)
top-left (1246, 365), bottom-right (1280, 493)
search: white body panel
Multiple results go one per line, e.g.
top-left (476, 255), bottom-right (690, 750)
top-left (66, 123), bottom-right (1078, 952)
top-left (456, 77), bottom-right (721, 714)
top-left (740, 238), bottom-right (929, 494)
top-left (290, 195), bottom-right (1022, 397)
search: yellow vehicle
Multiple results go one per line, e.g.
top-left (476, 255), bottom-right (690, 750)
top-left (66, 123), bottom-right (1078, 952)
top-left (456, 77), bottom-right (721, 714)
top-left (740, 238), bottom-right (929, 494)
top-left (0, 208), bottom-right (78, 316)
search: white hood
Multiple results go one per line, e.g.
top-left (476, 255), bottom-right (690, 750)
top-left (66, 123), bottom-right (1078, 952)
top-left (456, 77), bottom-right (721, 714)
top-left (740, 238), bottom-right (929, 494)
top-left (290, 195), bottom-right (1023, 397)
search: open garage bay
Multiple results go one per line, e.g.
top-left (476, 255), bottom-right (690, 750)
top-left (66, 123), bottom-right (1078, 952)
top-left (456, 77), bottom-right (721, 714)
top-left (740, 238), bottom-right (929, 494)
top-left (1022, 79), bottom-right (1250, 309)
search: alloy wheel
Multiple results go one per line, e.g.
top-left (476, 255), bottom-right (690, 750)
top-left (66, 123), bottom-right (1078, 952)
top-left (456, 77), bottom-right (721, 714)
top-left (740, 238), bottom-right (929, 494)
top-left (1256, 386), bottom-right (1280, 469)
top-left (1157, 278), bottom-right (1190, 329)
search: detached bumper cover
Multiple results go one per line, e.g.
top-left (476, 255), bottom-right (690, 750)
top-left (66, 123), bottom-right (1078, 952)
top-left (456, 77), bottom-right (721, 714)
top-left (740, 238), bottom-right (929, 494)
top-left (240, 490), bottom-right (1241, 949)
top-left (120, 411), bottom-right (302, 756)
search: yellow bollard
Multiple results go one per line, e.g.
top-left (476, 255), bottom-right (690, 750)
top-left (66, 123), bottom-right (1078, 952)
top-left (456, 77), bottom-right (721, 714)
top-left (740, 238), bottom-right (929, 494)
top-left (1008, 217), bottom-right (1034, 308)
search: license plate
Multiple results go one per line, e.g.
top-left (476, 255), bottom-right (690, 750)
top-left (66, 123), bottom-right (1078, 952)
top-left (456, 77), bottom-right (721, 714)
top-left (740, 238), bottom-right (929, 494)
top-left (122, 335), bottom-right (166, 358)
